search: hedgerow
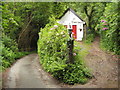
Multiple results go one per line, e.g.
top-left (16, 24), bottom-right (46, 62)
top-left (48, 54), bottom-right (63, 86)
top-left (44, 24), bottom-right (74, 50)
top-left (96, 3), bottom-right (120, 55)
top-left (37, 20), bottom-right (92, 85)
top-left (1, 33), bottom-right (30, 70)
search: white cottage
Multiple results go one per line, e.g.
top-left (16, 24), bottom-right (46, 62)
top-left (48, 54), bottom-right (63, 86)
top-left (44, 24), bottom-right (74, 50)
top-left (58, 8), bottom-right (85, 41)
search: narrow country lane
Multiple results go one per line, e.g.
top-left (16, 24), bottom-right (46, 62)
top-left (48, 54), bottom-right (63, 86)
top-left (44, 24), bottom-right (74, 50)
top-left (3, 54), bottom-right (61, 88)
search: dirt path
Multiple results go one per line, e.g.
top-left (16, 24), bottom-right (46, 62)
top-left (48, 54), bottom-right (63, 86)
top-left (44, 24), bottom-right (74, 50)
top-left (71, 37), bottom-right (118, 88)
top-left (3, 54), bottom-right (61, 88)
top-left (2, 37), bottom-right (118, 88)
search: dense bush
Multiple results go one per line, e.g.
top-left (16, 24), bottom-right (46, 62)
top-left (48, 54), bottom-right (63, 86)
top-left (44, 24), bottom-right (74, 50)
top-left (1, 33), bottom-right (30, 70)
top-left (38, 20), bottom-right (92, 85)
top-left (52, 41), bottom-right (92, 84)
top-left (96, 3), bottom-right (120, 55)
top-left (85, 33), bottom-right (94, 43)
top-left (38, 21), bottom-right (69, 72)
top-left (1, 3), bottom-right (32, 70)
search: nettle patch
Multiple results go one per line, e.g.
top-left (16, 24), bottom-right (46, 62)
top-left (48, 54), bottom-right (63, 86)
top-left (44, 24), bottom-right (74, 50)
top-left (37, 21), bottom-right (92, 85)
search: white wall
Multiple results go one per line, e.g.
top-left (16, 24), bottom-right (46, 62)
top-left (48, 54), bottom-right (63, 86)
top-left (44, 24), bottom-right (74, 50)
top-left (76, 23), bottom-right (83, 41)
top-left (58, 10), bottom-right (85, 41)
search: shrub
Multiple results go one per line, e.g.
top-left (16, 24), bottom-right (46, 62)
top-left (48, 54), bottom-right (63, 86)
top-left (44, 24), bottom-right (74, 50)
top-left (85, 33), bottom-right (94, 43)
top-left (38, 20), bottom-right (92, 85)
top-left (56, 41), bottom-right (92, 85)
top-left (1, 33), bottom-right (30, 70)
top-left (38, 21), bottom-right (69, 72)
top-left (95, 3), bottom-right (120, 55)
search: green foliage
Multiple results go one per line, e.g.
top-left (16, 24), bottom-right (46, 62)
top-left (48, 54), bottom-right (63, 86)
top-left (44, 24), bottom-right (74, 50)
top-left (95, 2), bottom-right (120, 55)
top-left (1, 33), bottom-right (30, 70)
top-left (1, 35), bottom-right (15, 69)
top-left (1, 33), bottom-right (18, 51)
top-left (38, 19), bottom-right (92, 84)
top-left (74, 3), bottom-right (106, 33)
top-left (52, 41), bottom-right (92, 85)
top-left (51, 2), bottom-right (67, 19)
top-left (85, 33), bottom-right (94, 43)
top-left (53, 63), bottom-right (92, 85)
top-left (2, 3), bottom-right (21, 40)
top-left (2, 2), bottom-right (68, 50)
top-left (38, 20), bottom-right (69, 72)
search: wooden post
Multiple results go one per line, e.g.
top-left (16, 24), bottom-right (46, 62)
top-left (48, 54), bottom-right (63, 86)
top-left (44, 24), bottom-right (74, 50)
top-left (67, 27), bottom-right (74, 63)
top-left (67, 37), bottom-right (74, 63)
top-left (84, 24), bottom-right (87, 41)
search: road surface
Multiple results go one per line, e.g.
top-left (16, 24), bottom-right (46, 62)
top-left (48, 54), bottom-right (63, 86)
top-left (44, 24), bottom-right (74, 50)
top-left (3, 54), bottom-right (61, 88)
